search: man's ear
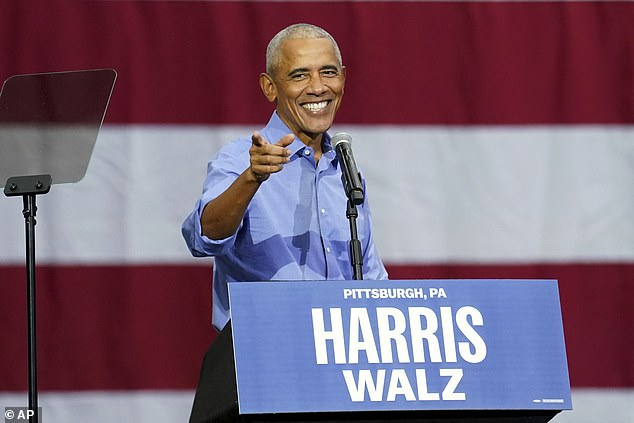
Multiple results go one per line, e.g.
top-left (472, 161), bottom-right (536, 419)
top-left (259, 73), bottom-right (277, 103)
top-left (341, 65), bottom-right (347, 93)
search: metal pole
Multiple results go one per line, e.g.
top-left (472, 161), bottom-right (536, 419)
top-left (23, 194), bottom-right (39, 423)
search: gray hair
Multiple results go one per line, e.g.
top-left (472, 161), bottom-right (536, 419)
top-left (265, 23), bottom-right (343, 75)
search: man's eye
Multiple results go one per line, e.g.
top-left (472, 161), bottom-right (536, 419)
top-left (291, 73), bottom-right (307, 80)
top-left (322, 70), bottom-right (338, 77)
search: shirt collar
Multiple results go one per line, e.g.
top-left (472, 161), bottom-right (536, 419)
top-left (264, 112), bottom-right (337, 161)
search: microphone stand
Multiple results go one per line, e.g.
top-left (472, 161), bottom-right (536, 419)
top-left (346, 198), bottom-right (363, 280)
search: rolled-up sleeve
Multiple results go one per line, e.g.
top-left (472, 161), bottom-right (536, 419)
top-left (181, 196), bottom-right (239, 257)
top-left (181, 139), bottom-right (249, 258)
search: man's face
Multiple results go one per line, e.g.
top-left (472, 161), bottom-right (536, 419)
top-left (261, 37), bottom-right (346, 143)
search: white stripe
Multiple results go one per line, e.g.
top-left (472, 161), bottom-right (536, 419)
top-left (344, 124), bottom-right (634, 263)
top-left (0, 124), bottom-right (632, 264)
top-left (1, 389), bottom-right (632, 422)
top-left (0, 391), bottom-right (193, 423)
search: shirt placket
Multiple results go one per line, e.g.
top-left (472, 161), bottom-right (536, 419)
top-left (315, 154), bottom-right (341, 279)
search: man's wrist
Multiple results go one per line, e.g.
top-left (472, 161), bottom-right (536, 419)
top-left (247, 167), bottom-right (268, 183)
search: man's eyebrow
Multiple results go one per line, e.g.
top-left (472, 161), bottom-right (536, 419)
top-left (287, 65), bottom-right (340, 77)
top-left (287, 67), bottom-right (309, 77)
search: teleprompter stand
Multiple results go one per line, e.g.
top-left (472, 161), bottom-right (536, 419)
top-left (4, 175), bottom-right (51, 422)
top-left (0, 69), bottom-right (116, 423)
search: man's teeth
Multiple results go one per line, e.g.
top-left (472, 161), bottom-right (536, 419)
top-left (302, 101), bottom-right (328, 112)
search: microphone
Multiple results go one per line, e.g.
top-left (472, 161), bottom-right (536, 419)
top-left (331, 132), bottom-right (364, 205)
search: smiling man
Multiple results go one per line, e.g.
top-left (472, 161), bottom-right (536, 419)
top-left (182, 23), bottom-right (388, 331)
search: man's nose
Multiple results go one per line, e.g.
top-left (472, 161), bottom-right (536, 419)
top-left (307, 74), bottom-right (327, 94)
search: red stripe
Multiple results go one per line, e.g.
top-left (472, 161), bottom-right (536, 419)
top-left (0, 265), bottom-right (214, 390)
top-left (389, 263), bottom-right (634, 388)
top-left (1, 1), bottom-right (631, 124)
top-left (0, 263), bottom-right (632, 390)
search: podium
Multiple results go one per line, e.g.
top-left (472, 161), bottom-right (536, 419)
top-left (190, 280), bottom-right (571, 423)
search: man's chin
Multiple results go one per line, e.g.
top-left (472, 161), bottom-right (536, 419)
top-left (302, 127), bottom-right (332, 141)
top-left (303, 117), bottom-right (335, 136)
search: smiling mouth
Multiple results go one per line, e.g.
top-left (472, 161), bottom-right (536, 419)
top-left (301, 100), bottom-right (331, 112)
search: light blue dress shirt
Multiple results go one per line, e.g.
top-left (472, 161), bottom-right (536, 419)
top-left (182, 112), bottom-right (388, 330)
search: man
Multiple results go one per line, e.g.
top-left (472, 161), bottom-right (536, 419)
top-left (182, 23), bottom-right (387, 331)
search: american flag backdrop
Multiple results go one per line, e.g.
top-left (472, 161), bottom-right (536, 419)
top-left (0, 1), bottom-right (632, 422)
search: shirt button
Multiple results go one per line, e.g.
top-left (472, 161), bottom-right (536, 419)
top-left (304, 149), bottom-right (311, 156)
top-left (320, 208), bottom-right (326, 214)
top-left (326, 247), bottom-right (331, 253)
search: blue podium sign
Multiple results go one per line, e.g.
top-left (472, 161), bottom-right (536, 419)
top-left (228, 279), bottom-right (571, 415)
